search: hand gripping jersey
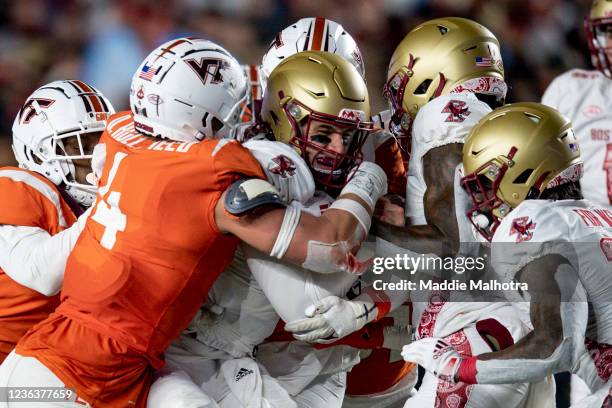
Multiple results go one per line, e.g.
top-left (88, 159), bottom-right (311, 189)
top-left (542, 69), bottom-right (612, 208)
top-left (15, 111), bottom-right (265, 407)
top-left (0, 168), bottom-right (77, 362)
top-left (491, 199), bottom-right (612, 392)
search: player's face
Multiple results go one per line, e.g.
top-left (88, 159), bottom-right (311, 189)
top-left (464, 174), bottom-right (496, 213)
top-left (60, 131), bottom-right (102, 185)
top-left (303, 122), bottom-right (354, 173)
top-left (595, 23), bottom-right (612, 62)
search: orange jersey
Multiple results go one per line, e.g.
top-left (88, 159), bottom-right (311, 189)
top-left (17, 111), bottom-right (265, 407)
top-left (346, 308), bottom-right (416, 396)
top-left (0, 167), bottom-right (76, 362)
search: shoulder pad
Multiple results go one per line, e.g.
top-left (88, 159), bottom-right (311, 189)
top-left (413, 93), bottom-right (491, 148)
top-left (494, 200), bottom-right (567, 244)
top-left (243, 140), bottom-right (315, 204)
top-left (224, 177), bottom-right (285, 216)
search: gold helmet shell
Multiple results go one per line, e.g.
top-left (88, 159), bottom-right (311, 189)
top-left (261, 51), bottom-right (373, 189)
top-left (462, 102), bottom-right (582, 240)
top-left (261, 50), bottom-right (370, 142)
top-left (385, 17), bottom-right (505, 120)
top-left (585, 0), bottom-right (612, 77)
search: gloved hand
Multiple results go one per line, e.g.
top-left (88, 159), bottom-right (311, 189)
top-left (285, 295), bottom-right (377, 343)
top-left (401, 337), bottom-right (463, 383)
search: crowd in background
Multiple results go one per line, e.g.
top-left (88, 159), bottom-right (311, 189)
top-left (0, 0), bottom-right (593, 165)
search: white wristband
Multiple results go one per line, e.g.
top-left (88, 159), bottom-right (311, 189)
top-left (329, 198), bottom-right (371, 234)
top-left (270, 205), bottom-right (301, 259)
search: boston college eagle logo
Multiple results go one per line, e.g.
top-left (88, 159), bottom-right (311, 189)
top-left (442, 100), bottom-right (471, 123)
top-left (185, 58), bottom-right (230, 85)
top-left (510, 216), bottom-right (536, 242)
top-left (19, 98), bottom-right (55, 124)
top-left (270, 155), bottom-right (296, 178)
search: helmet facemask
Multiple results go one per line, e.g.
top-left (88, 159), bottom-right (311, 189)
top-left (461, 150), bottom-right (516, 241)
top-left (383, 55), bottom-right (418, 152)
top-left (585, 15), bottom-right (612, 77)
top-left (281, 98), bottom-right (372, 192)
top-left (37, 115), bottom-right (103, 207)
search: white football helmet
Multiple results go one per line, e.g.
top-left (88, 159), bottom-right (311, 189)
top-left (12, 80), bottom-right (114, 207)
top-left (260, 17), bottom-right (365, 88)
top-left (130, 37), bottom-right (248, 142)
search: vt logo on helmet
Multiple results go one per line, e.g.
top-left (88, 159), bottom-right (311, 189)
top-left (130, 37), bottom-right (248, 142)
top-left (260, 51), bottom-right (373, 192)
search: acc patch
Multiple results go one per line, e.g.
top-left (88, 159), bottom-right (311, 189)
top-left (510, 216), bottom-right (536, 242)
top-left (224, 178), bottom-right (285, 215)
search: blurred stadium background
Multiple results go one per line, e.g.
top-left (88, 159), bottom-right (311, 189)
top-left (0, 0), bottom-right (593, 166)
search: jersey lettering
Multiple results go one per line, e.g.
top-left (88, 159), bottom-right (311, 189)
top-left (148, 140), bottom-right (196, 153)
top-left (590, 129), bottom-right (610, 141)
top-left (573, 208), bottom-right (612, 227)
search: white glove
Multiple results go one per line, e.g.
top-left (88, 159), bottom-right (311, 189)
top-left (401, 337), bottom-right (463, 383)
top-left (340, 161), bottom-right (388, 211)
top-left (285, 295), bottom-right (376, 343)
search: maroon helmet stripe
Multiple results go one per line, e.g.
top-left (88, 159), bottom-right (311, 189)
top-left (311, 17), bottom-right (326, 51)
top-left (87, 94), bottom-right (103, 112)
top-left (72, 80), bottom-right (95, 93)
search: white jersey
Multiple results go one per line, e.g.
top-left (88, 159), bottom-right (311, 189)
top-left (179, 140), bottom-right (360, 397)
top-left (406, 92), bottom-right (491, 228)
top-left (401, 93), bottom-right (523, 337)
top-left (492, 199), bottom-right (612, 391)
top-left (542, 69), bottom-right (612, 209)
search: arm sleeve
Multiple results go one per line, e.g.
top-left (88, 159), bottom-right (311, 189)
top-left (0, 210), bottom-right (90, 296)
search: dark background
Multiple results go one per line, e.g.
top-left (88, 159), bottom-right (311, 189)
top-left (0, 0), bottom-right (593, 167)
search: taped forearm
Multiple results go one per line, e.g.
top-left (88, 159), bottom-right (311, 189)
top-left (0, 212), bottom-right (89, 295)
top-left (456, 337), bottom-right (573, 384)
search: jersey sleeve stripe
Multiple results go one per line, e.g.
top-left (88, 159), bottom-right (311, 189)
top-left (0, 170), bottom-right (68, 227)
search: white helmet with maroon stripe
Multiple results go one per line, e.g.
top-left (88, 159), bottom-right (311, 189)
top-left (130, 37), bottom-right (248, 142)
top-left (261, 17), bottom-right (365, 88)
top-left (12, 80), bottom-right (114, 206)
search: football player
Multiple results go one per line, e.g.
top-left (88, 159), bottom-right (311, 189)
top-left (0, 80), bottom-right (113, 363)
top-left (401, 102), bottom-right (612, 408)
top-left (250, 17), bottom-right (407, 197)
top-left (288, 18), bottom-right (550, 407)
top-left (542, 0), bottom-right (612, 210)
top-left (0, 39), bottom-right (386, 408)
top-left (148, 50), bottom-right (391, 408)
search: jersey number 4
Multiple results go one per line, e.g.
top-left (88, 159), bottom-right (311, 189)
top-left (91, 152), bottom-right (127, 250)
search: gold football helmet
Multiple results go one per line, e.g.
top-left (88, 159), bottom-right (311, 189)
top-left (461, 102), bottom-right (582, 240)
top-left (261, 51), bottom-right (373, 189)
top-left (385, 17), bottom-right (506, 132)
top-left (585, 0), bottom-right (612, 77)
